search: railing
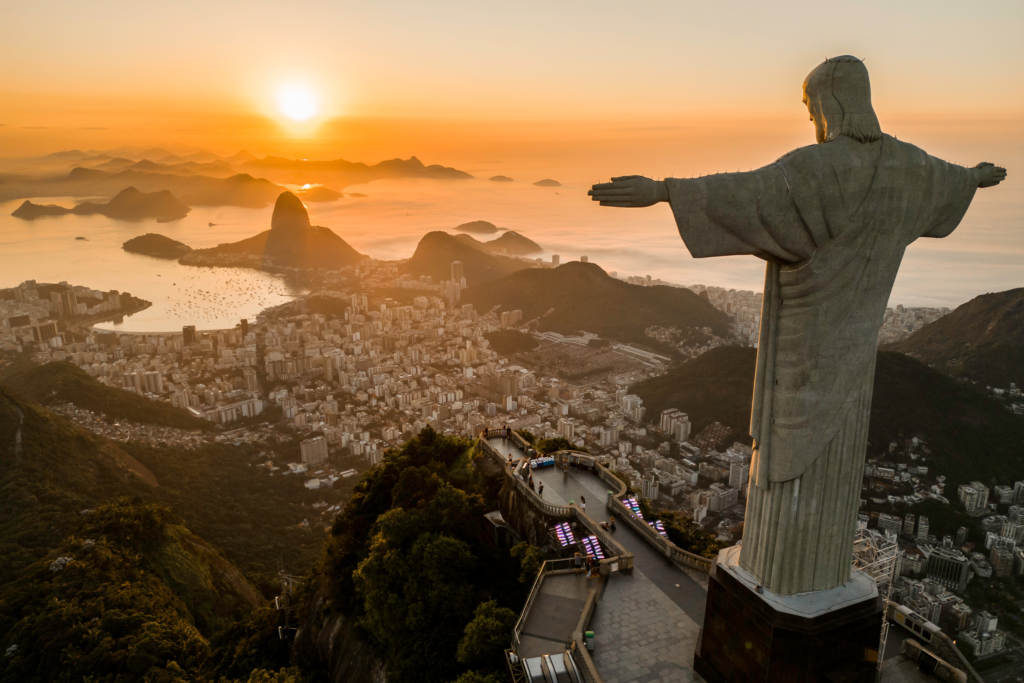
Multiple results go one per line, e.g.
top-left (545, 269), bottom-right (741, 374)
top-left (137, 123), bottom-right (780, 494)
top-left (511, 558), bottom-right (578, 651)
top-left (608, 495), bottom-right (713, 574)
top-left (571, 590), bottom-right (604, 683)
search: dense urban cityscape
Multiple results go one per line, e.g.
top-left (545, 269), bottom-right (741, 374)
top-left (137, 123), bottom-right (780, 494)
top-left (3, 261), bottom-right (1022, 671)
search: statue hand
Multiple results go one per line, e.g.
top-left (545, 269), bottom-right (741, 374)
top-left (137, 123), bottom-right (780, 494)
top-left (588, 176), bottom-right (669, 207)
top-left (975, 162), bottom-right (1007, 188)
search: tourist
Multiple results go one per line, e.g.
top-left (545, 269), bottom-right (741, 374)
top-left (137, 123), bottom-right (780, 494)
top-left (580, 495), bottom-right (586, 514)
top-left (610, 517), bottom-right (617, 532)
top-left (574, 552), bottom-right (582, 571)
top-left (538, 482), bottom-right (544, 496)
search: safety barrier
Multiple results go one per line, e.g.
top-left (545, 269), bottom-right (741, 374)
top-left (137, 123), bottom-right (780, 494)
top-left (571, 590), bottom-right (604, 683)
top-left (511, 558), bottom-right (577, 652)
top-left (607, 494), bottom-right (713, 574)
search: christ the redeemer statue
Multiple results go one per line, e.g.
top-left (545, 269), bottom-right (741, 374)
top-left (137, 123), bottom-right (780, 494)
top-left (590, 56), bottom-right (1006, 596)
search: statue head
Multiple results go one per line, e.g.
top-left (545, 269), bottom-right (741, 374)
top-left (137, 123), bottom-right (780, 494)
top-left (803, 56), bottom-right (882, 144)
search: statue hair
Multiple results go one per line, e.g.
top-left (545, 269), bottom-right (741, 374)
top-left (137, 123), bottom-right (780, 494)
top-left (804, 55), bottom-right (882, 144)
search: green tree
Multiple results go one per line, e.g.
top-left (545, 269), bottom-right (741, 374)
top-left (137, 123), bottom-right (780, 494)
top-left (456, 600), bottom-right (518, 669)
top-left (510, 542), bottom-right (545, 584)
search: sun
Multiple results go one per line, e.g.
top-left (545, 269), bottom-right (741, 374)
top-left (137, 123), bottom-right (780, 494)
top-left (276, 84), bottom-right (319, 122)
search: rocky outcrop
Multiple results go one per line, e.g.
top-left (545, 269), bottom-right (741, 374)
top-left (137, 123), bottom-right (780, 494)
top-left (292, 582), bottom-right (387, 683)
top-left (123, 233), bottom-right (193, 259)
top-left (270, 191), bottom-right (312, 231)
top-left (180, 191), bottom-right (363, 270)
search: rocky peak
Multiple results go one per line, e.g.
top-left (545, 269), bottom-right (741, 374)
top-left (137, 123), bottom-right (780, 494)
top-left (271, 191), bottom-right (311, 232)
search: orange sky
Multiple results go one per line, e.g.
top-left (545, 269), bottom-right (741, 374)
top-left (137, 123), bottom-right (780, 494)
top-left (2, 0), bottom-right (1022, 169)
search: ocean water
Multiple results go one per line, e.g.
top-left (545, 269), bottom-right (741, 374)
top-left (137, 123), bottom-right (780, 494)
top-left (0, 174), bottom-right (1020, 333)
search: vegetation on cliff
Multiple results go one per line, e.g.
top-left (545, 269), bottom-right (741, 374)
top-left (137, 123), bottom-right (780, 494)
top-left (887, 287), bottom-right (1024, 388)
top-left (632, 347), bottom-right (1024, 491)
top-left (0, 358), bottom-right (214, 431)
top-left (306, 427), bottom-right (529, 683)
top-left (462, 262), bottom-right (731, 351)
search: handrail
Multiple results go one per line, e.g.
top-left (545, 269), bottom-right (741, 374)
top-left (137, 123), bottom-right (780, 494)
top-left (511, 558), bottom-right (577, 651)
top-left (570, 590), bottom-right (604, 683)
top-left (607, 494), bottom-right (713, 573)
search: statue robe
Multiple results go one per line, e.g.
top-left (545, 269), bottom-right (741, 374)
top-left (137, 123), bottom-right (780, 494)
top-left (665, 134), bottom-right (978, 594)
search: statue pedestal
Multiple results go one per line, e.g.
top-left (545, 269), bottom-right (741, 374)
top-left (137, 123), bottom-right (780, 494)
top-left (694, 546), bottom-right (883, 683)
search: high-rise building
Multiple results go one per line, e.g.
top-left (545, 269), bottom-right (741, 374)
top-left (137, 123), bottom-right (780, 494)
top-left (878, 513), bottom-right (902, 538)
top-left (642, 474), bottom-right (658, 501)
top-left (990, 544), bottom-right (1014, 579)
top-left (927, 547), bottom-right (971, 594)
top-left (955, 526), bottom-right (968, 547)
top-left (552, 254), bottom-right (560, 266)
top-left (917, 516), bottom-right (930, 543)
top-left (182, 325), bottom-right (198, 346)
top-left (243, 366), bottom-right (259, 393)
top-left (902, 513), bottom-right (916, 538)
top-left (958, 481), bottom-right (990, 515)
top-left (300, 436), bottom-right (329, 467)
top-left (1013, 480), bottom-right (1024, 504)
top-left (729, 462), bottom-right (750, 491)
top-left (580, 255), bottom-right (588, 263)
top-left (451, 261), bottom-right (464, 284)
top-left (31, 321), bottom-right (59, 343)
top-left (240, 319), bottom-right (248, 336)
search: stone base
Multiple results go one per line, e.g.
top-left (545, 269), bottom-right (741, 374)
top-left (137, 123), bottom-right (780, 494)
top-left (694, 546), bottom-right (883, 683)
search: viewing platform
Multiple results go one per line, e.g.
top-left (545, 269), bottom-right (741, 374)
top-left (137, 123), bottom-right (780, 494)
top-left (478, 431), bottom-right (955, 683)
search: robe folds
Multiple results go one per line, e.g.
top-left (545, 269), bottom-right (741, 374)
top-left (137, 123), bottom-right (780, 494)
top-left (665, 134), bottom-right (977, 594)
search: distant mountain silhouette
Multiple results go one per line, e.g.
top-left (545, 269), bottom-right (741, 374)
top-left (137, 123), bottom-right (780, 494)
top-left (226, 150), bottom-right (258, 164)
top-left (94, 157), bottom-right (137, 171)
top-left (454, 231), bottom-right (541, 256)
top-left (887, 288), bottom-right (1024, 388)
top-left (239, 154), bottom-right (472, 186)
top-left (632, 347), bottom-right (1024, 490)
top-left (455, 220), bottom-right (498, 234)
top-left (533, 179), bottom-right (561, 187)
top-left (296, 186), bottom-right (343, 202)
top-left (11, 201), bottom-right (72, 219)
top-left (73, 187), bottom-right (190, 221)
top-left (461, 261), bottom-right (731, 349)
top-left (123, 233), bottom-right (193, 259)
top-left (0, 168), bottom-right (285, 208)
top-left (398, 231), bottom-right (531, 285)
top-left (12, 187), bottom-right (190, 222)
top-left (484, 230), bottom-right (541, 255)
top-left (180, 191), bottom-right (362, 270)
top-left (489, 175), bottom-right (515, 182)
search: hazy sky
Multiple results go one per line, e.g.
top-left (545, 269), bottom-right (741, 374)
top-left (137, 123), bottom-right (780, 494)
top-left (2, 0), bottom-right (1022, 161)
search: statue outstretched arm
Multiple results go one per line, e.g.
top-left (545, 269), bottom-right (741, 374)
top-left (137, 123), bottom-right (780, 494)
top-left (588, 175), bottom-right (668, 207)
top-left (974, 162), bottom-right (1007, 188)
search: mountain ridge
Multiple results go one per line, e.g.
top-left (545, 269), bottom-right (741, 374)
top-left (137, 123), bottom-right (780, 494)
top-left (887, 287), bottom-right (1024, 388)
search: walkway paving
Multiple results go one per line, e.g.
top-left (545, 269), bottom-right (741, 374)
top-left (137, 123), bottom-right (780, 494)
top-left (590, 570), bottom-right (703, 683)
top-left (527, 462), bottom-right (710, 683)
top-left (518, 571), bottom-right (598, 659)
top-left (487, 437), bottom-right (528, 461)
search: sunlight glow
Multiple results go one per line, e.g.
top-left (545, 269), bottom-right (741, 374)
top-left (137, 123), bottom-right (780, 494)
top-left (277, 84), bottom-right (319, 122)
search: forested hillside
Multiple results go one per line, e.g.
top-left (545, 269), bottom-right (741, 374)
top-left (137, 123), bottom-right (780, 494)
top-left (0, 388), bottom-right (292, 682)
top-left (0, 358), bottom-right (213, 431)
top-left (462, 262), bottom-right (731, 351)
top-left (888, 287), bottom-right (1024, 388)
top-left (294, 427), bottom-right (530, 683)
top-left (632, 347), bottom-right (1024, 491)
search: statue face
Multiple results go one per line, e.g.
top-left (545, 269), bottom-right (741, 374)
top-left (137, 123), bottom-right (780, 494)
top-left (803, 93), bottom-right (826, 144)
